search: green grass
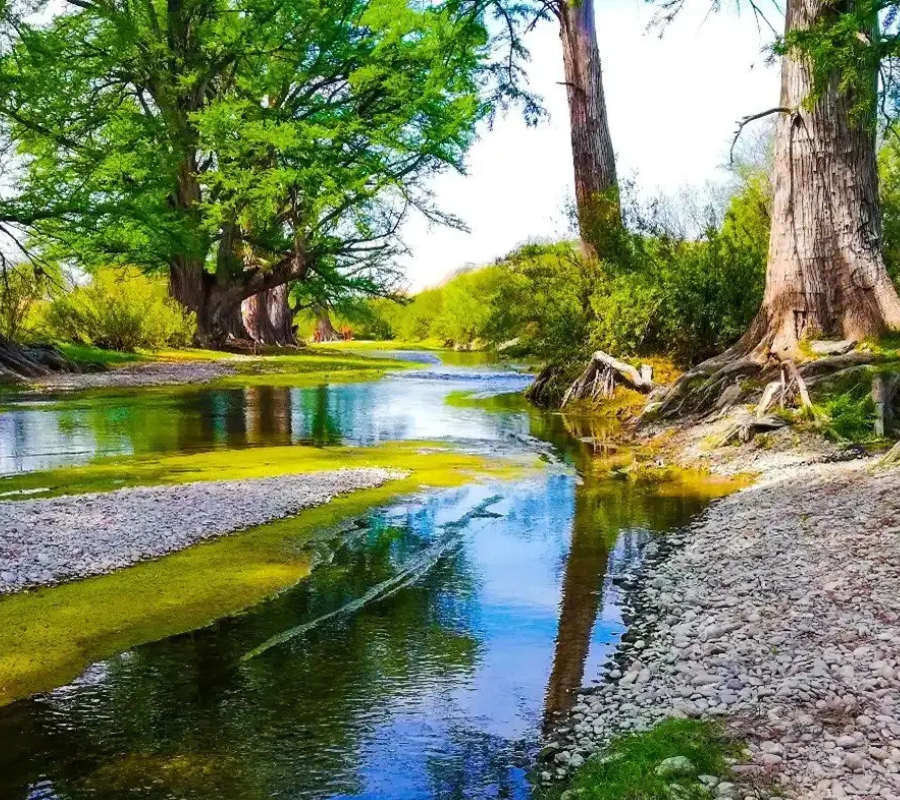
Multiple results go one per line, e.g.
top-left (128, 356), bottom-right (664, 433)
top-left (804, 364), bottom-right (899, 442)
top-left (0, 439), bottom-right (535, 499)
top-left (444, 389), bottom-right (532, 412)
top-left (57, 343), bottom-right (148, 368)
top-left (316, 338), bottom-right (449, 352)
top-left (546, 719), bottom-right (743, 800)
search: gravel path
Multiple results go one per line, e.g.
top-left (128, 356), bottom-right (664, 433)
top-left (543, 459), bottom-right (900, 800)
top-left (0, 468), bottom-right (405, 593)
top-left (35, 360), bottom-right (240, 390)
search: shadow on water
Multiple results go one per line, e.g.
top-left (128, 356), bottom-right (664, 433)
top-left (0, 358), bottom-right (720, 799)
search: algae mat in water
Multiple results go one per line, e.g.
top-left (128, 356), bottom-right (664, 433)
top-left (0, 444), bottom-right (537, 705)
top-left (0, 439), bottom-right (515, 499)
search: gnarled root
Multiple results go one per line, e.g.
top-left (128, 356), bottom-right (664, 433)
top-left (715, 412), bottom-right (789, 448)
top-left (0, 337), bottom-right (77, 381)
top-left (561, 351), bottom-right (653, 408)
top-left (650, 352), bottom-right (821, 422)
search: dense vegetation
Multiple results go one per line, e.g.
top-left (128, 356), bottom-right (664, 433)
top-left (351, 163), bottom-right (771, 367)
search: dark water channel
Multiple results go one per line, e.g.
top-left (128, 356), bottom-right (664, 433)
top-left (0, 354), bottom-right (711, 799)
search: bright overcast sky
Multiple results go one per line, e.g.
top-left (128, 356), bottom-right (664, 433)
top-left (399, 0), bottom-right (782, 290)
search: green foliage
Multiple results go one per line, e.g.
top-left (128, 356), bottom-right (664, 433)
top-left (486, 243), bottom-right (594, 360)
top-left (588, 174), bottom-right (768, 363)
top-left (357, 171), bottom-right (769, 368)
top-left (0, 0), bottom-right (542, 326)
top-left (39, 268), bottom-right (195, 351)
top-left (556, 718), bottom-right (742, 800)
top-left (0, 264), bottom-right (45, 342)
top-left (808, 367), bottom-right (882, 442)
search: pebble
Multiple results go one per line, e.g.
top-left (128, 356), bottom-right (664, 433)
top-left (540, 458), bottom-right (900, 800)
top-left (0, 469), bottom-right (406, 592)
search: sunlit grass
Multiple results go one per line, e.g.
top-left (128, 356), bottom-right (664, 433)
top-left (540, 719), bottom-right (743, 800)
top-left (0, 439), bottom-right (535, 499)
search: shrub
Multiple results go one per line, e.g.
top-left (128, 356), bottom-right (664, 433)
top-left (0, 265), bottom-right (45, 342)
top-left (39, 267), bottom-right (195, 351)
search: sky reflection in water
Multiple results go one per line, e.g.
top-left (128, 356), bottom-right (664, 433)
top-left (0, 361), bottom-right (707, 799)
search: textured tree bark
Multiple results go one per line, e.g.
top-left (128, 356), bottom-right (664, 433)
top-left (314, 307), bottom-right (341, 342)
top-left (242, 286), bottom-right (296, 345)
top-left (559, 0), bottom-right (619, 254)
top-left (744, 0), bottom-right (900, 355)
top-left (0, 334), bottom-right (75, 380)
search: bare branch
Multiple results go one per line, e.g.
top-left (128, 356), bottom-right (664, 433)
top-left (730, 106), bottom-right (791, 164)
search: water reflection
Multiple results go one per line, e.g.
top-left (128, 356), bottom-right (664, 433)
top-left (0, 361), bottom-right (713, 799)
top-left (0, 368), bottom-right (533, 475)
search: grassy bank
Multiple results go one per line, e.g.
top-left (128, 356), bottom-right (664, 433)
top-left (540, 719), bottom-right (743, 800)
top-left (0, 442), bottom-right (538, 706)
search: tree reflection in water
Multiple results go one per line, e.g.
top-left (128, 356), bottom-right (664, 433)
top-left (0, 369), bottom-right (713, 800)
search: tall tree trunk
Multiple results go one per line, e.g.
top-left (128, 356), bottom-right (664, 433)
top-left (314, 307), bottom-right (341, 342)
top-left (242, 286), bottom-right (296, 345)
top-left (169, 257), bottom-right (210, 338)
top-left (559, 0), bottom-right (619, 255)
top-left (744, 0), bottom-right (900, 355)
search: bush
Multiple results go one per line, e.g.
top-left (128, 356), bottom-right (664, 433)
top-left (0, 265), bottom-right (45, 342)
top-left (39, 267), bottom-right (195, 351)
top-left (352, 173), bottom-right (769, 368)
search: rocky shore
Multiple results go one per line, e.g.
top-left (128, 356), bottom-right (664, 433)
top-left (35, 359), bottom-right (241, 390)
top-left (0, 468), bottom-right (404, 593)
top-left (543, 458), bottom-right (900, 800)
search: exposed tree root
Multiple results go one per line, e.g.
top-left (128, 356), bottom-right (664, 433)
top-left (714, 412), bottom-right (789, 448)
top-left (0, 338), bottom-right (76, 381)
top-left (649, 349), bottom-right (870, 422)
top-left (881, 439), bottom-right (900, 466)
top-left (561, 351), bottom-right (653, 408)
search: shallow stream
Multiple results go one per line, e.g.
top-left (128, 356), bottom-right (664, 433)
top-left (0, 353), bottom-right (716, 799)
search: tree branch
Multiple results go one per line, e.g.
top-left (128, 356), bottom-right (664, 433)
top-left (730, 106), bottom-right (791, 164)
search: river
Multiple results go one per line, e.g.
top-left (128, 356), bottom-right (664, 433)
top-left (0, 352), bottom-right (714, 799)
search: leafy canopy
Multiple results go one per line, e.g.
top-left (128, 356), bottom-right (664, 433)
top-left (0, 0), bottom-right (541, 304)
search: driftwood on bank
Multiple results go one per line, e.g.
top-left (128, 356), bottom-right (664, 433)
top-left (561, 351), bottom-right (653, 407)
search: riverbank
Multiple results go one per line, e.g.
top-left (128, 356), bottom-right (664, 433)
top-left (3, 344), bottom-right (417, 392)
top-left (0, 441), bottom-right (538, 706)
top-left (0, 468), bottom-right (404, 593)
top-left (541, 453), bottom-right (900, 800)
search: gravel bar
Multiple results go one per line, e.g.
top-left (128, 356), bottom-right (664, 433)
top-left (35, 360), bottom-right (240, 390)
top-left (543, 459), bottom-right (900, 800)
top-left (0, 468), bottom-right (405, 594)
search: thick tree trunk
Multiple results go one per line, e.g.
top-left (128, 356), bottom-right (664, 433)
top-left (242, 285), bottom-right (296, 345)
top-left (745, 0), bottom-right (900, 356)
top-left (559, 0), bottom-right (619, 255)
top-left (314, 307), bottom-right (340, 342)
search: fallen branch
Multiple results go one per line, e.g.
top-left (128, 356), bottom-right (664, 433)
top-left (561, 351), bottom-right (653, 407)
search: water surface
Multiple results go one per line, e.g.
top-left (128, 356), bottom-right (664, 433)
top-left (0, 355), bottom-right (711, 799)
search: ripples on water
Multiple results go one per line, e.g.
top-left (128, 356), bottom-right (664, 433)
top-left (0, 355), bottom-right (709, 799)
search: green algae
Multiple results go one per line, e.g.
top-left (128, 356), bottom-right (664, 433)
top-left (0, 446), bottom-right (538, 706)
top-left (0, 439), bottom-right (513, 499)
top-left (444, 389), bottom-right (532, 412)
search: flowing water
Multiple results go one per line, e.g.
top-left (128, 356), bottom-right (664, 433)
top-left (0, 353), bottom-right (715, 800)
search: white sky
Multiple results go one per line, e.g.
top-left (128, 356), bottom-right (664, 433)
top-left (399, 0), bottom-right (782, 290)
